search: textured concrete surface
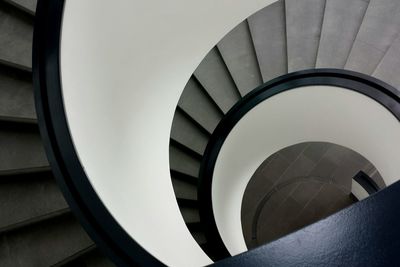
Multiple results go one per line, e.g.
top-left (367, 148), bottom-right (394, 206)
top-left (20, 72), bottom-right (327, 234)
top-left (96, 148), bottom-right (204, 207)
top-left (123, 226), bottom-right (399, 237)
top-left (171, 177), bottom-right (197, 200)
top-left (373, 35), bottom-right (400, 90)
top-left (345, 0), bottom-right (400, 74)
top-left (0, 65), bottom-right (35, 119)
top-left (169, 145), bottom-right (201, 177)
top-left (316, 0), bottom-right (369, 68)
top-left (241, 142), bottom-right (385, 248)
top-left (82, 250), bottom-right (116, 267)
top-left (218, 20), bottom-right (263, 96)
top-left (286, 0), bottom-right (326, 72)
top-left (0, 215), bottom-right (93, 267)
top-left (0, 2), bottom-right (33, 69)
top-left (170, 109), bottom-right (209, 155)
top-left (248, 1), bottom-right (287, 82)
top-left (0, 176), bottom-right (68, 231)
top-left (194, 48), bottom-right (241, 113)
top-left (6, 0), bottom-right (37, 13)
top-left (0, 129), bottom-right (48, 171)
top-left (178, 78), bottom-right (223, 134)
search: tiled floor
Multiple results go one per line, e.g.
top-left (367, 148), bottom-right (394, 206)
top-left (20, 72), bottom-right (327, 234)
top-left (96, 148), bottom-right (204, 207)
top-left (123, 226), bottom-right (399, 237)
top-left (241, 142), bottom-right (385, 249)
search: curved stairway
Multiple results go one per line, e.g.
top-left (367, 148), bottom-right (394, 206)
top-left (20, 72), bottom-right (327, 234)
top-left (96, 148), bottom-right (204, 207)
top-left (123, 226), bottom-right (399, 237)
top-left (3, 0), bottom-right (400, 265)
top-left (169, 0), bottom-right (400, 257)
top-left (0, 1), bottom-right (113, 266)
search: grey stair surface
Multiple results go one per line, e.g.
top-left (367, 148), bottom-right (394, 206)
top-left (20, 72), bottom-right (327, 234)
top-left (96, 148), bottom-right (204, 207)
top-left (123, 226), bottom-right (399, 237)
top-left (373, 35), bottom-right (400, 89)
top-left (0, 64), bottom-right (35, 119)
top-left (169, 145), bottom-right (201, 178)
top-left (178, 78), bottom-right (223, 134)
top-left (0, 171), bottom-right (69, 232)
top-left (0, 125), bottom-right (48, 171)
top-left (0, 1), bottom-right (33, 70)
top-left (345, 0), bottom-right (400, 74)
top-left (170, 109), bottom-right (209, 156)
top-left (217, 20), bottom-right (263, 96)
top-left (0, 2), bottom-right (114, 267)
top-left (4, 0), bottom-right (37, 14)
top-left (248, 0), bottom-right (287, 82)
top-left (285, 0), bottom-right (326, 72)
top-left (316, 0), bottom-right (370, 68)
top-left (0, 215), bottom-right (93, 267)
top-left (285, 0), bottom-right (325, 72)
top-left (194, 48), bottom-right (241, 113)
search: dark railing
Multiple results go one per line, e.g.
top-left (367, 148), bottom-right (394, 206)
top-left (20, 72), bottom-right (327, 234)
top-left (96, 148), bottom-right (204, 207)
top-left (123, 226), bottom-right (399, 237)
top-left (353, 171), bottom-right (380, 195)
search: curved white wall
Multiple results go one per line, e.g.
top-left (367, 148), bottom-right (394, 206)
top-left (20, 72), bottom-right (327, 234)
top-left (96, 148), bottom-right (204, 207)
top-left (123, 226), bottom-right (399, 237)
top-left (212, 85), bottom-right (400, 255)
top-left (59, 0), bottom-right (278, 266)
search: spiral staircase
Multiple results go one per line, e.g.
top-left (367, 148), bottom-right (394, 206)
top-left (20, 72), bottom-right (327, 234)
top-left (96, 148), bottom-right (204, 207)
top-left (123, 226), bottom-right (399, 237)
top-left (2, 0), bottom-right (400, 266)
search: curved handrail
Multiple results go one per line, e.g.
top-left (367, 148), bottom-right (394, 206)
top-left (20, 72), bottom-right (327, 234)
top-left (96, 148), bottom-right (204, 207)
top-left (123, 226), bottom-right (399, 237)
top-left (198, 69), bottom-right (400, 260)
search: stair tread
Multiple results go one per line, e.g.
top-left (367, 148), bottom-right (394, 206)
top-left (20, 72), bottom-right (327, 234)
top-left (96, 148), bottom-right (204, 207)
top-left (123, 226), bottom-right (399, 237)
top-left (178, 78), bottom-right (223, 134)
top-left (286, 0), bottom-right (326, 72)
top-left (345, 0), bottom-right (400, 74)
top-left (316, 0), bottom-right (370, 68)
top-left (194, 48), bottom-right (241, 113)
top-left (0, 177), bottom-right (69, 233)
top-left (61, 248), bottom-right (116, 267)
top-left (169, 145), bottom-right (201, 178)
top-left (0, 214), bottom-right (93, 267)
top-left (0, 129), bottom-right (49, 172)
top-left (0, 1), bottom-right (33, 69)
top-left (373, 35), bottom-right (400, 89)
top-left (170, 109), bottom-right (209, 156)
top-left (0, 63), bottom-right (35, 120)
top-left (4, 0), bottom-right (36, 15)
top-left (248, 0), bottom-right (287, 82)
top-left (217, 20), bottom-right (263, 96)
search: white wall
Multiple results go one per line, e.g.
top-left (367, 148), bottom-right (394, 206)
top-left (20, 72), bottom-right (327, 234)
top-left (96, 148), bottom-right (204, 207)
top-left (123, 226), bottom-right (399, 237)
top-left (59, 0), bottom-right (278, 266)
top-left (212, 86), bottom-right (400, 255)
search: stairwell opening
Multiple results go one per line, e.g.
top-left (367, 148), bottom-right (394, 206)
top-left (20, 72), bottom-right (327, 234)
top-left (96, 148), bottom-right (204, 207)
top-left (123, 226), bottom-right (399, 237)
top-left (241, 142), bottom-right (385, 249)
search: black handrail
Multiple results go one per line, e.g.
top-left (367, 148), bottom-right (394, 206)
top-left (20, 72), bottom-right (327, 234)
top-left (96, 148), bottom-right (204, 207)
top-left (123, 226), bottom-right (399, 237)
top-left (198, 69), bottom-right (400, 260)
top-left (353, 171), bottom-right (380, 195)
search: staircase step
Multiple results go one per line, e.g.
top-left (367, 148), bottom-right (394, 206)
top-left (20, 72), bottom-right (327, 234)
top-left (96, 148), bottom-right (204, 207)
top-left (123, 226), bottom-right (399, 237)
top-left (0, 1), bottom-right (33, 69)
top-left (0, 214), bottom-right (93, 267)
top-left (194, 48), bottom-right (241, 113)
top-left (170, 109), bottom-right (209, 156)
top-left (4, 0), bottom-right (36, 15)
top-left (0, 176), bottom-right (69, 233)
top-left (170, 139), bottom-right (202, 161)
top-left (0, 128), bottom-right (48, 172)
top-left (0, 63), bottom-right (35, 119)
top-left (286, 0), bottom-right (326, 72)
top-left (170, 170), bottom-right (198, 186)
top-left (217, 20), bottom-right (263, 96)
top-left (178, 78), bottom-right (223, 134)
top-left (373, 35), bottom-right (400, 89)
top-left (316, 0), bottom-right (370, 68)
top-left (169, 145), bottom-right (201, 178)
top-left (186, 222), bottom-right (203, 233)
top-left (0, 166), bottom-right (51, 179)
top-left (177, 198), bottom-right (199, 208)
top-left (345, 0), bottom-right (400, 74)
top-left (171, 177), bottom-right (198, 200)
top-left (52, 244), bottom-right (97, 267)
top-left (61, 249), bottom-right (115, 267)
top-left (181, 208), bottom-right (201, 224)
top-left (248, 0), bottom-right (287, 82)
